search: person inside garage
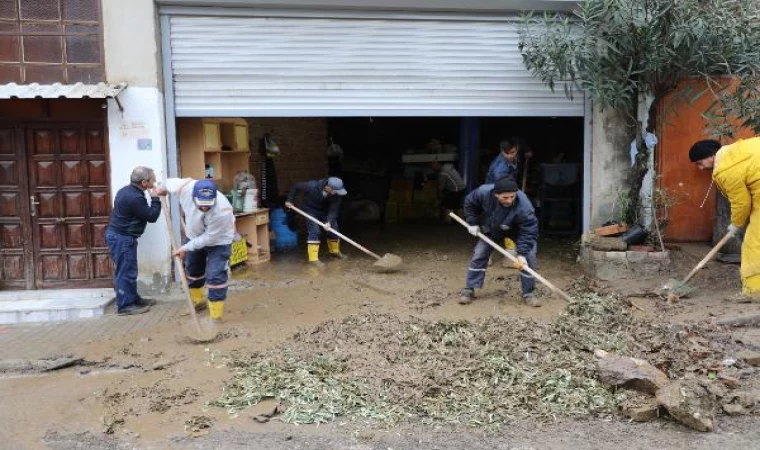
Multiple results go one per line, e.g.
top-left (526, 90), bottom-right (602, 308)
top-left (432, 160), bottom-right (466, 222)
top-left (459, 176), bottom-right (540, 307)
top-left (689, 138), bottom-right (760, 299)
top-left (285, 177), bottom-right (348, 266)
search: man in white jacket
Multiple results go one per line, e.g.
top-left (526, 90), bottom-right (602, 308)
top-left (165, 178), bottom-right (235, 321)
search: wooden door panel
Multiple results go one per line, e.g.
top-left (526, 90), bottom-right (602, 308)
top-left (40, 255), bottom-right (63, 281)
top-left (66, 254), bottom-right (88, 279)
top-left (86, 128), bottom-right (105, 154)
top-left (87, 160), bottom-right (107, 185)
top-left (39, 224), bottom-right (61, 250)
top-left (38, 192), bottom-right (60, 217)
top-left (1, 224), bottom-right (23, 249)
top-left (63, 192), bottom-right (85, 217)
top-left (89, 191), bottom-right (109, 217)
top-left (92, 253), bottom-right (112, 279)
top-left (30, 129), bottom-right (55, 155)
top-left (91, 222), bottom-right (107, 247)
top-left (0, 192), bottom-right (21, 217)
top-left (64, 223), bottom-right (87, 249)
top-left (32, 160), bottom-right (58, 187)
top-left (0, 161), bottom-right (18, 184)
top-left (60, 129), bottom-right (81, 156)
top-left (2, 255), bottom-right (25, 281)
top-left (62, 160), bottom-right (84, 185)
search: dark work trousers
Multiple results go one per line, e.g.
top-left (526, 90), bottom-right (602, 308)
top-left (105, 229), bottom-right (140, 311)
top-left (305, 206), bottom-right (339, 243)
top-left (465, 237), bottom-right (538, 297)
top-left (184, 244), bottom-right (232, 302)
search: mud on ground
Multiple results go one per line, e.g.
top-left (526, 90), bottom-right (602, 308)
top-left (2, 226), bottom-right (760, 449)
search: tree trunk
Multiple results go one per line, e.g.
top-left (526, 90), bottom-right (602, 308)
top-left (714, 192), bottom-right (742, 254)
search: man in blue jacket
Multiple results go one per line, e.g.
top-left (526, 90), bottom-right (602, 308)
top-left (106, 166), bottom-right (167, 315)
top-left (285, 177), bottom-right (347, 266)
top-left (460, 177), bottom-right (540, 307)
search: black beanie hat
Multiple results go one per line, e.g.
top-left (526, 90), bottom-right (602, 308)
top-left (689, 140), bottom-right (721, 162)
top-left (493, 176), bottom-right (519, 193)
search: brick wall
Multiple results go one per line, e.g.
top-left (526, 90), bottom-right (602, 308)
top-left (247, 118), bottom-right (328, 197)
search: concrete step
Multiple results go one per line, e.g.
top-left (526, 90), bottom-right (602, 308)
top-left (0, 289), bottom-right (114, 325)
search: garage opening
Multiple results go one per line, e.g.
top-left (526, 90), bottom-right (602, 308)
top-left (175, 115), bottom-right (584, 268)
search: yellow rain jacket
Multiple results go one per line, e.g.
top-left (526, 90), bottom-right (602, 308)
top-left (712, 137), bottom-right (760, 294)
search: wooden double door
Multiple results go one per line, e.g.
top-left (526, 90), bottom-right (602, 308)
top-left (0, 122), bottom-right (112, 289)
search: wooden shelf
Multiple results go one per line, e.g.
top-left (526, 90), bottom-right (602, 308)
top-left (204, 150), bottom-right (251, 154)
top-left (235, 209), bottom-right (270, 265)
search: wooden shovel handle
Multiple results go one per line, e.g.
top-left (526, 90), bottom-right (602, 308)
top-left (681, 229), bottom-right (736, 284)
top-left (449, 212), bottom-right (572, 302)
top-left (286, 203), bottom-right (382, 260)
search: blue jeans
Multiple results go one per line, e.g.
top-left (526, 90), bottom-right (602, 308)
top-left (305, 207), bottom-right (339, 243)
top-left (184, 244), bottom-right (232, 301)
top-left (465, 237), bottom-right (538, 297)
top-left (105, 229), bottom-right (140, 310)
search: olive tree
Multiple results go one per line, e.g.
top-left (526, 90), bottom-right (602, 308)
top-left (518, 0), bottom-right (760, 225)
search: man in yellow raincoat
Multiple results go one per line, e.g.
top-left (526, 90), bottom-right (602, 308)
top-left (689, 138), bottom-right (760, 297)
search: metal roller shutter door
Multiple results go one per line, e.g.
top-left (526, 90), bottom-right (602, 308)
top-left (167, 13), bottom-right (583, 117)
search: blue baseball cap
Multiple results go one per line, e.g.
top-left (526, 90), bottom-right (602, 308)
top-left (327, 177), bottom-right (347, 196)
top-left (193, 179), bottom-right (218, 207)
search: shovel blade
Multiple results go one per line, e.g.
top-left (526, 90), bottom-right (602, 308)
top-left (373, 253), bottom-right (402, 271)
top-left (661, 278), bottom-right (696, 298)
top-left (183, 316), bottom-right (219, 344)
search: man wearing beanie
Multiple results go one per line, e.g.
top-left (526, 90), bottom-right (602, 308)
top-left (460, 176), bottom-right (540, 306)
top-left (285, 177), bottom-right (347, 266)
top-left (690, 137), bottom-right (760, 298)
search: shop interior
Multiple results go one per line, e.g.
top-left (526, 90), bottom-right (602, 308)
top-left (175, 116), bottom-right (585, 267)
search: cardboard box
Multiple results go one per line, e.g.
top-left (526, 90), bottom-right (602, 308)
top-left (230, 236), bottom-right (249, 267)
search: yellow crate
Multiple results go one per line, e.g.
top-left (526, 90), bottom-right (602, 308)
top-left (230, 237), bottom-right (249, 266)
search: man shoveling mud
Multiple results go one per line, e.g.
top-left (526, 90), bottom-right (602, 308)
top-left (689, 138), bottom-right (760, 299)
top-left (285, 177), bottom-right (347, 267)
top-left (459, 177), bottom-right (540, 306)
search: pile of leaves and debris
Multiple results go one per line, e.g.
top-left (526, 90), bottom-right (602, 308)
top-left (212, 293), bottom-right (735, 428)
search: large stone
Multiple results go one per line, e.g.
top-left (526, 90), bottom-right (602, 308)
top-left (594, 350), bottom-right (669, 394)
top-left (589, 236), bottom-right (627, 251)
top-left (721, 388), bottom-right (760, 416)
top-left (656, 380), bottom-right (716, 432)
top-left (736, 350), bottom-right (760, 367)
top-left (621, 396), bottom-right (660, 422)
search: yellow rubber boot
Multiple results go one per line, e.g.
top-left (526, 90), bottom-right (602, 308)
top-left (307, 243), bottom-right (321, 262)
top-left (189, 287), bottom-right (207, 311)
top-left (208, 300), bottom-right (224, 322)
top-left (327, 239), bottom-right (346, 259)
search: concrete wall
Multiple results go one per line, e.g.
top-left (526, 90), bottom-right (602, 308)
top-left (103, 0), bottom-right (170, 294)
top-left (247, 118), bottom-right (329, 197)
top-left (589, 105), bottom-right (635, 228)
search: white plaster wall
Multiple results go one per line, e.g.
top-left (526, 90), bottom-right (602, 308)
top-left (107, 88), bottom-right (171, 292)
top-left (102, 0), bottom-right (161, 88)
top-left (103, 0), bottom-right (170, 291)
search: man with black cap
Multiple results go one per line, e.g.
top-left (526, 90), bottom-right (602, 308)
top-left (285, 177), bottom-right (348, 266)
top-left (459, 176), bottom-right (540, 306)
top-left (689, 137), bottom-right (760, 298)
top-left (165, 178), bottom-right (236, 321)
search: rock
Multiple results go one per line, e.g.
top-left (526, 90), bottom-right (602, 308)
top-left (656, 380), bottom-right (715, 432)
top-left (621, 397), bottom-right (660, 422)
top-left (723, 403), bottom-right (748, 415)
top-left (594, 350), bottom-right (669, 394)
top-left (736, 350), bottom-right (760, 366)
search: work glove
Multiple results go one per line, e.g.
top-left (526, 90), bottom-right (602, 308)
top-left (467, 225), bottom-right (480, 236)
top-left (324, 222), bottom-right (332, 230)
top-left (514, 255), bottom-right (528, 271)
top-left (727, 224), bottom-right (743, 237)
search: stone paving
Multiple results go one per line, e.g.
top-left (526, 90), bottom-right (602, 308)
top-left (0, 295), bottom-right (186, 360)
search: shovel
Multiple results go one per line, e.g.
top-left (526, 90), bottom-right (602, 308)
top-left (286, 204), bottom-right (402, 271)
top-left (449, 212), bottom-right (572, 302)
top-left (661, 229), bottom-right (737, 302)
top-left (161, 202), bottom-right (219, 343)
